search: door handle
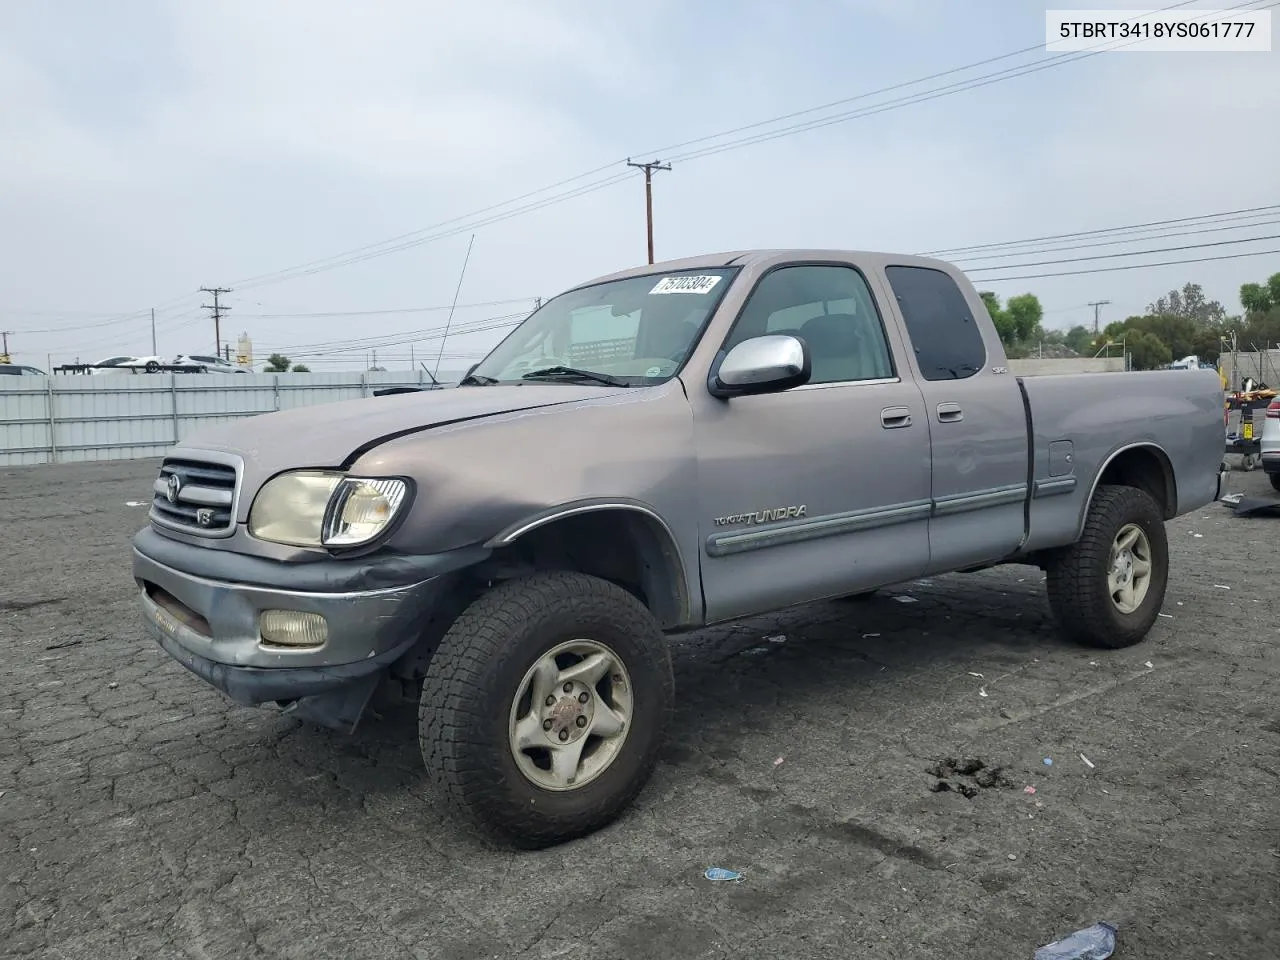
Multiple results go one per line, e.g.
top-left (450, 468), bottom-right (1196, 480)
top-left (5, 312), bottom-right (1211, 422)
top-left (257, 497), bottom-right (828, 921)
top-left (881, 405), bottom-right (912, 429)
top-left (936, 402), bottom-right (963, 423)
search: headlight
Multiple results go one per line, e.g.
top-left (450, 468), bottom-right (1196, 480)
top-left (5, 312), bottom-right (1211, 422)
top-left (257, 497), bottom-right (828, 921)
top-left (248, 470), bottom-right (408, 548)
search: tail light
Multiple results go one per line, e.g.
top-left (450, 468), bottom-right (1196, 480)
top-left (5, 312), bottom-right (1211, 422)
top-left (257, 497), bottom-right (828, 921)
top-left (1268, 400), bottom-right (1280, 420)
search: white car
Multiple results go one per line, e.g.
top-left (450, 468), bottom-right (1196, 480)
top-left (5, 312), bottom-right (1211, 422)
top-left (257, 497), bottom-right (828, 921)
top-left (1262, 398), bottom-right (1280, 492)
top-left (90, 355), bottom-right (168, 374)
top-left (173, 354), bottom-right (247, 374)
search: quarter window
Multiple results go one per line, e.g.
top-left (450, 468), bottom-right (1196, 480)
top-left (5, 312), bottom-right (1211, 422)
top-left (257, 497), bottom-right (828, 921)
top-left (723, 264), bottom-right (895, 385)
top-left (884, 266), bottom-right (987, 381)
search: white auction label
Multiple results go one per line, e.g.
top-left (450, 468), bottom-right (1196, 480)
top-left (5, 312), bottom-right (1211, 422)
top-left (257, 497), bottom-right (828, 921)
top-left (1045, 9), bottom-right (1272, 51)
top-left (649, 275), bottom-right (723, 295)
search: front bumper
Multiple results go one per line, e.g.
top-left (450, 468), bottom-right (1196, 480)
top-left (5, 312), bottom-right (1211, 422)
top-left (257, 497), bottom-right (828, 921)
top-left (131, 526), bottom-right (487, 712)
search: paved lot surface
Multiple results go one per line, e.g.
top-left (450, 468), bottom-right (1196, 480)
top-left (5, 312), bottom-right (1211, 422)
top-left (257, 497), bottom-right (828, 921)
top-left (2, 459), bottom-right (1278, 959)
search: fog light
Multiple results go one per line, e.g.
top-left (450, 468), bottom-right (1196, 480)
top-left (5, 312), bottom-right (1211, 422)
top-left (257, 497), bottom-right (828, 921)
top-left (259, 610), bottom-right (328, 648)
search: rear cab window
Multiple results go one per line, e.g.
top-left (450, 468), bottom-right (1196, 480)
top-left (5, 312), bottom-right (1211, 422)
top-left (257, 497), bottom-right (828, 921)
top-left (884, 265), bottom-right (987, 381)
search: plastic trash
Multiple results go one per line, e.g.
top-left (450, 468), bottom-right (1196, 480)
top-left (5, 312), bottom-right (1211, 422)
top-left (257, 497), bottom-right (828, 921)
top-left (1034, 921), bottom-right (1117, 959)
top-left (704, 867), bottom-right (744, 882)
top-left (1043, 757), bottom-right (1053, 766)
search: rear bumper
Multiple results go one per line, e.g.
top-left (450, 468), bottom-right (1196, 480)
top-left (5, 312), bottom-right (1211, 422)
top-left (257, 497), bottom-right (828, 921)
top-left (131, 526), bottom-right (486, 712)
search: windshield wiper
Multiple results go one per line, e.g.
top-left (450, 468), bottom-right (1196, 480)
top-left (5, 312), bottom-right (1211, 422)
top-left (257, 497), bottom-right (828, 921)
top-left (520, 366), bottom-right (628, 387)
top-left (458, 372), bottom-right (499, 386)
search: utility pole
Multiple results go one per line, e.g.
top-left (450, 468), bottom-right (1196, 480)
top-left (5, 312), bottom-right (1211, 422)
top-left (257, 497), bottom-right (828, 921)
top-left (0, 330), bottom-right (11, 362)
top-left (626, 158), bottom-right (671, 264)
top-left (200, 287), bottom-right (232, 356)
top-left (150, 308), bottom-right (157, 355)
top-left (1088, 299), bottom-right (1111, 336)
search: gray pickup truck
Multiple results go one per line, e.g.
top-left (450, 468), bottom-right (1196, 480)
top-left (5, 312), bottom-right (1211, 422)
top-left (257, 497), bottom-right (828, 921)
top-left (131, 248), bottom-right (1226, 847)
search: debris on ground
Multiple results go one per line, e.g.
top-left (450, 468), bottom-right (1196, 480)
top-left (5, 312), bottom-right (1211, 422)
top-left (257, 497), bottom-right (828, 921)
top-left (1158, 612), bottom-right (1174, 618)
top-left (764, 634), bottom-right (787, 644)
top-left (704, 867), bottom-right (744, 882)
top-left (979, 687), bottom-right (989, 698)
top-left (968, 671), bottom-right (984, 678)
top-left (927, 757), bottom-right (1013, 798)
top-left (1220, 492), bottom-right (1280, 517)
top-left (1214, 584), bottom-right (1231, 590)
top-left (772, 756), bottom-right (784, 768)
top-left (1034, 920), bottom-right (1118, 960)
top-left (1080, 753), bottom-right (1095, 769)
top-left (1043, 758), bottom-right (1053, 766)
top-left (893, 595), bottom-right (918, 604)
top-left (1144, 661), bottom-right (1153, 669)
top-left (862, 632), bottom-right (880, 638)
top-left (1023, 785), bottom-right (1036, 794)
top-left (124, 500), bottom-right (148, 507)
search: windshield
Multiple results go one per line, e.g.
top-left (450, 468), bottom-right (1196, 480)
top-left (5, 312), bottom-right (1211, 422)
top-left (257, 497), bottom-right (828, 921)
top-left (468, 267), bottom-right (740, 385)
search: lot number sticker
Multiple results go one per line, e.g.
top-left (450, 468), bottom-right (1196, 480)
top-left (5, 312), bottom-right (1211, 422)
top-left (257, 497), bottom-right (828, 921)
top-left (650, 275), bottom-right (722, 295)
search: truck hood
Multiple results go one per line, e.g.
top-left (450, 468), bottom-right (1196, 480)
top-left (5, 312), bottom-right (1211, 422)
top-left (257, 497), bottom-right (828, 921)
top-left (169, 383), bottom-right (630, 474)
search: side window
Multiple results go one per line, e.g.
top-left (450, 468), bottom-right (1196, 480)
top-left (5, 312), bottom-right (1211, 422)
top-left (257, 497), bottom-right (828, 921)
top-left (884, 266), bottom-right (987, 381)
top-left (723, 265), bottom-right (895, 385)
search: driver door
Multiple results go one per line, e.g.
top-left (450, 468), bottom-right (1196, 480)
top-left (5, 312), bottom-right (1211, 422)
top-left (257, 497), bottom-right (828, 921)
top-left (689, 262), bottom-right (933, 624)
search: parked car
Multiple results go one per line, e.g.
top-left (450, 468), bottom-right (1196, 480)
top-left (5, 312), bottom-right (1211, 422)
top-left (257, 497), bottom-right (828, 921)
top-left (88, 354), bottom-right (168, 374)
top-left (0, 363), bottom-right (47, 376)
top-left (1261, 398), bottom-right (1280, 491)
top-left (173, 354), bottom-right (247, 374)
top-left (130, 248), bottom-right (1226, 848)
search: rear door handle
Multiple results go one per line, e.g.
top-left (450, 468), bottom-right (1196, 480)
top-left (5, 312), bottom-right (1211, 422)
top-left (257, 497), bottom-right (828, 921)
top-left (937, 402), bottom-right (963, 423)
top-left (881, 405), bottom-right (912, 429)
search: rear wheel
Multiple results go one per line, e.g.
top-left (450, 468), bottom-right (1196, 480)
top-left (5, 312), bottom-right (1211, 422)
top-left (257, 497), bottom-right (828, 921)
top-left (1269, 472), bottom-right (1280, 493)
top-left (418, 571), bottom-right (674, 848)
top-left (1046, 485), bottom-right (1168, 649)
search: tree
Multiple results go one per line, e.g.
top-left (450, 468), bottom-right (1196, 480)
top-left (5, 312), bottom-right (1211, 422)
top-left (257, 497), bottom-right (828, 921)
top-left (265, 353), bottom-right (291, 372)
top-left (1126, 330), bottom-right (1172, 370)
top-left (1147, 282), bottom-right (1226, 328)
top-left (291, 363), bottom-right (311, 372)
top-left (978, 290), bottom-right (1046, 349)
top-left (1064, 325), bottom-right (1094, 355)
top-left (1004, 294), bottom-right (1043, 342)
top-left (1240, 282), bottom-right (1272, 315)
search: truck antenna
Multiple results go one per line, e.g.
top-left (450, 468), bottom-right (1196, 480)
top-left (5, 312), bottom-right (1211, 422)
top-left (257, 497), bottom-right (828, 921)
top-left (433, 233), bottom-right (476, 380)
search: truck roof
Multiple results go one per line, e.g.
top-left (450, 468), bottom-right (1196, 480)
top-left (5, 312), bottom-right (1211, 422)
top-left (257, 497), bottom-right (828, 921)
top-left (576, 248), bottom-right (962, 289)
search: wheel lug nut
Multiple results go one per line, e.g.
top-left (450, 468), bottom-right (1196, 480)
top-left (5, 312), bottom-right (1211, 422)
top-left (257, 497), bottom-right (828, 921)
top-left (563, 682), bottom-right (573, 693)
top-left (578, 692), bottom-right (589, 703)
top-left (559, 729), bottom-right (569, 742)
top-left (545, 696), bottom-right (555, 707)
top-left (542, 719), bottom-right (553, 731)
top-left (576, 716), bottom-right (587, 728)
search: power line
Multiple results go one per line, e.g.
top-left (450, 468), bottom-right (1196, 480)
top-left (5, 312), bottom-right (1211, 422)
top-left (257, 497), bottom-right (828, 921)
top-left (215, 0), bottom-right (1236, 292)
top-left (968, 246), bottom-right (1280, 283)
top-left (233, 297), bottom-right (539, 319)
top-left (199, 287), bottom-right (232, 356)
top-left (1088, 301), bottom-right (1112, 336)
top-left (964, 232), bottom-right (1280, 272)
top-left (924, 203), bottom-right (1280, 258)
top-left (14, 0), bottom-right (1264, 339)
top-left (625, 159), bottom-right (672, 264)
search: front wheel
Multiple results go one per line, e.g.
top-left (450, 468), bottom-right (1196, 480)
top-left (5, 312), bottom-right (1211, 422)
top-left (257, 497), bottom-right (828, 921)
top-left (1045, 485), bottom-right (1169, 649)
top-left (1268, 471), bottom-right (1280, 494)
top-left (418, 571), bottom-right (674, 848)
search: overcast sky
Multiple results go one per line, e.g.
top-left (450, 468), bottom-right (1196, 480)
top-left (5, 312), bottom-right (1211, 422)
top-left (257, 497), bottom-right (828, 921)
top-left (2, 0), bottom-right (1278, 372)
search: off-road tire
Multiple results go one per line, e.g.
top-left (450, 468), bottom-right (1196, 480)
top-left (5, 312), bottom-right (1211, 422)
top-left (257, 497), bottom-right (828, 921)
top-left (1268, 471), bottom-right (1280, 494)
top-left (418, 571), bottom-right (674, 848)
top-left (1046, 484), bottom-right (1168, 649)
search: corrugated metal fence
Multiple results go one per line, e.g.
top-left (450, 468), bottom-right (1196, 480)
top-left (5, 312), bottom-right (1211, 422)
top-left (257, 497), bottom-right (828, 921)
top-left (0, 369), bottom-right (465, 466)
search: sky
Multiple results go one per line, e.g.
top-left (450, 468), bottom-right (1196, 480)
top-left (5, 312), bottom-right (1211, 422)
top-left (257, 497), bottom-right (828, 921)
top-left (2, 0), bottom-right (1278, 373)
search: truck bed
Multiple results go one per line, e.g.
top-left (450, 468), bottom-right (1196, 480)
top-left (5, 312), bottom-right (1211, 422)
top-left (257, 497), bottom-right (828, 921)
top-left (1016, 367), bottom-right (1224, 554)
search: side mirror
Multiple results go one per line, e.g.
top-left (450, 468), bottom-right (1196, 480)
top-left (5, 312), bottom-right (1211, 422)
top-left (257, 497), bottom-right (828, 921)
top-left (708, 334), bottom-right (811, 399)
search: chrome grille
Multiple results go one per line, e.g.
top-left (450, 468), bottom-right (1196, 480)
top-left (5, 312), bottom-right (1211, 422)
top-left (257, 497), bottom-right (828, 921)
top-left (150, 457), bottom-right (239, 537)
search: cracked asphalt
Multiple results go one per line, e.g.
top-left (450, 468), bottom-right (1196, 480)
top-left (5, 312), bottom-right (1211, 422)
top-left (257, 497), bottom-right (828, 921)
top-left (2, 459), bottom-right (1278, 959)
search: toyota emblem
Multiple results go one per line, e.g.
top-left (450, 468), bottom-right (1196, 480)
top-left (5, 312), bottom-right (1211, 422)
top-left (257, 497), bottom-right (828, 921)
top-left (165, 473), bottom-right (182, 504)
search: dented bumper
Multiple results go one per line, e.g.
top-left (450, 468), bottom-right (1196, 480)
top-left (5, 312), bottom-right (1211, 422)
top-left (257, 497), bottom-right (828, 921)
top-left (130, 527), bottom-right (487, 725)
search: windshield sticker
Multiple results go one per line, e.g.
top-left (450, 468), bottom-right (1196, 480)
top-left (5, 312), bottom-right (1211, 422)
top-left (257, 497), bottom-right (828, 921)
top-left (649, 275), bottom-right (722, 295)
